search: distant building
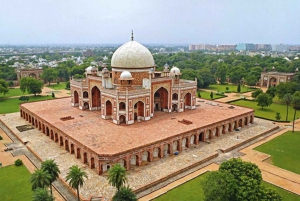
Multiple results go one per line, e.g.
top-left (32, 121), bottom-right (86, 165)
top-left (289, 46), bottom-right (300, 51)
top-left (260, 69), bottom-right (297, 87)
top-left (189, 44), bottom-right (235, 51)
top-left (217, 44), bottom-right (236, 51)
top-left (255, 44), bottom-right (271, 51)
top-left (272, 44), bottom-right (290, 52)
top-left (236, 43), bottom-right (255, 51)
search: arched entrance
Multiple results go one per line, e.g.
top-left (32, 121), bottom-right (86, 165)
top-left (244, 117), bottom-right (248, 126)
top-left (130, 155), bottom-right (138, 166)
top-left (172, 141), bottom-right (180, 152)
top-left (184, 93), bottom-right (192, 109)
top-left (91, 86), bottom-right (101, 109)
top-left (106, 100), bottom-right (112, 116)
top-left (172, 104), bottom-right (178, 112)
top-left (119, 115), bottom-right (126, 124)
top-left (269, 77), bottom-right (277, 87)
top-left (46, 127), bottom-right (49, 136)
top-left (154, 87), bottom-right (169, 112)
top-left (134, 101), bottom-right (144, 120)
top-left (83, 102), bottom-right (89, 110)
top-left (83, 152), bottom-right (88, 164)
top-left (250, 116), bottom-right (254, 124)
top-left (190, 135), bottom-right (196, 145)
top-left (50, 130), bottom-right (54, 140)
top-left (118, 159), bottom-right (126, 167)
top-left (91, 157), bottom-right (95, 169)
top-left (222, 125), bottom-right (226, 134)
top-left (142, 151), bottom-right (150, 163)
top-left (102, 163), bottom-right (111, 172)
top-left (182, 138), bottom-right (188, 148)
top-left (28, 73), bottom-right (37, 79)
top-left (65, 140), bottom-right (69, 151)
top-left (76, 148), bottom-right (81, 159)
top-left (163, 144), bottom-right (170, 157)
top-left (73, 91), bottom-right (79, 106)
top-left (238, 119), bottom-right (243, 127)
top-left (59, 136), bottom-right (63, 146)
top-left (54, 133), bottom-right (58, 142)
top-left (70, 144), bottom-right (74, 154)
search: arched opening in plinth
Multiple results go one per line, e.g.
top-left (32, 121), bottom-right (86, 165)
top-left (215, 127), bottom-right (219, 137)
top-left (54, 133), bottom-right (58, 142)
top-left (228, 122), bottom-right (232, 131)
top-left (59, 136), bottom-right (63, 146)
top-left (190, 135), bottom-right (196, 145)
top-left (65, 140), bottom-right (69, 151)
top-left (46, 127), bottom-right (49, 136)
top-left (244, 117), bottom-right (248, 126)
top-left (153, 147), bottom-right (161, 159)
top-left (102, 163), bottom-right (111, 172)
top-left (222, 125), bottom-right (226, 134)
top-left (50, 130), bottom-right (54, 140)
top-left (39, 122), bottom-right (41, 130)
top-left (250, 115), bottom-right (254, 124)
top-left (182, 138), bottom-right (188, 148)
top-left (106, 100), bottom-right (112, 116)
top-left (199, 132), bottom-right (204, 142)
top-left (184, 93), bottom-right (192, 108)
top-left (142, 151), bottom-right (150, 163)
top-left (83, 152), bottom-right (88, 164)
top-left (91, 157), bottom-right (95, 169)
top-left (172, 104), bottom-right (178, 112)
top-left (73, 90), bottom-right (79, 106)
top-left (172, 140), bottom-right (180, 153)
top-left (83, 102), bottom-right (89, 110)
top-left (238, 119), bottom-right (243, 127)
top-left (70, 144), bottom-right (74, 154)
top-left (28, 115), bottom-right (31, 123)
top-left (154, 87), bottom-right (169, 111)
top-left (91, 86), bottom-right (101, 108)
top-left (130, 155), bottom-right (138, 166)
top-left (163, 144), bottom-right (170, 157)
top-left (35, 120), bottom-right (38, 128)
top-left (234, 121), bottom-right (238, 130)
top-left (119, 115), bottom-right (126, 124)
top-left (118, 159), bottom-right (126, 167)
top-left (76, 148), bottom-right (81, 159)
top-left (206, 130), bottom-right (212, 139)
top-left (31, 117), bottom-right (34, 126)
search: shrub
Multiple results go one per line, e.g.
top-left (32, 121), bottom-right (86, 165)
top-left (15, 159), bottom-right (23, 166)
top-left (225, 90), bottom-right (231, 93)
top-left (0, 135), bottom-right (3, 140)
top-left (226, 87), bottom-right (229, 91)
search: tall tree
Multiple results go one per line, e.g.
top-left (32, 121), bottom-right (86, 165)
top-left (266, 87), bottom-right (276, 98)
top-left (251, 88), bottom-right (263, 99)
top-left (112, 186), bottom-right (137, 201)
top-left (282, 93), bottom-right (292, 121)
top-left (0, 79), bottom-right (9, 95)
top-left (20, 77), bottom-right (28, 94)
top-left (32, 188), bottom-right (54, 201)
top-left (291, 92), bottom-right (300, 132)
top-left (215, 63), bottom-right (227, 84)
top-left (276, 82), bottom-right (298, 99)
top-left (66, 165), bottom-right (88, 201)
top-left (41, 68), bottom-right (58, 85)
top-left (30, 169), bottom-right (52, 190)
top-left (199, 68), bottom-right (215, 88)
top-left (228, 66), bottom-right (246, 84)
top-left (41, 159), bottom-right (60, 195)
top-left (27, 78), bottom-right (44, 96)
top-left (257, 93), bottom-right (273, 110)
top-left (108, 164), bottom-right (128, 200)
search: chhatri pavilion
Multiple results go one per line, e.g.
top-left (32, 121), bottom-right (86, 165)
top-left (20, 34), bottom-right (254, 174)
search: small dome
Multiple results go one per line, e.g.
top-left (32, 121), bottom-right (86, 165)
top-left (170, 66), bottom-right (181, 75)
top-left (111, 41), bottom-right (155, 69)
top-left (120, 71), bottom-right (132, 79)
top-left (85, 66), bottom-right (94, 74)
top-left (295, 57), bottom-right (299, 60)
top-left (102, 67), bottom-right (109, 73)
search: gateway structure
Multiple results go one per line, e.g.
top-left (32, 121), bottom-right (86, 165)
top-left (20, 35), bottom-right (254, 175)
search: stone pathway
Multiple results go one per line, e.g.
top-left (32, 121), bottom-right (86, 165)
top-left (0, 113), bottom-right (277, 200)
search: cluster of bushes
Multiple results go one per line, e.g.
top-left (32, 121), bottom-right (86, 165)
top-left (19, 96), bottom-right (29, 102)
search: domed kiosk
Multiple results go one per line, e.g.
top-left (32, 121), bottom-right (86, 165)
top-left (69, 33), bottom-right (198, 124)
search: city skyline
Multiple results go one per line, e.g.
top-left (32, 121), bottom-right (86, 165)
top-left (0, 0), bottom-right (300, 45)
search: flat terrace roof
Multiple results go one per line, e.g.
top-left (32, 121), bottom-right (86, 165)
top-left (21, 98), bottom-right (253, 155)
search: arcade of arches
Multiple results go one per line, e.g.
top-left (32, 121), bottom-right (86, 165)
top-left (20, 107), bottom-right (254, 175)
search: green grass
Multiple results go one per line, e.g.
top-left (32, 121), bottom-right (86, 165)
top-left (0, 165), bottom-right (32, 201)
top-left (230, 99), bottom-right (300, 121)
top-left (47, 82), bottom-right (67, 90)
top-left (0, 88), bottom-right (31, 98)
top-left (154, 172), bottom-right (300, 201)
top-left (0, 95), bottom-right (53, 114)
top-left (197, 90), bottom-right (225, 100)
top-left (255, 131), bottom-right (300, 175)
top-left (207, 84), bottom-right (255, 93)
top-left (154, 173), bottom-right (208, 201)
top-left (262, 181), bottom-right (300, 201)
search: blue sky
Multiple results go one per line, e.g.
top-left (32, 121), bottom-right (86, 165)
top-left (0, 0), bottom-right (299, 44)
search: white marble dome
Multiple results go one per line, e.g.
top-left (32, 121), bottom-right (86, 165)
top-left (170, 66), bottom-right (181, 75)
top-left (111, 41), bottom-right (155, 68)
top-left (120, 71), bottom-right (132, 79)
top-left (85, 66), bottom-right (94, 74)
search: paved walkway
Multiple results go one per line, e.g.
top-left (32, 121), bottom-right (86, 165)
top-left (0, 121), bottom-right (76, 201)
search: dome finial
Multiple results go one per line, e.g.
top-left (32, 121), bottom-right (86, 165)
top-left (131, 30), bottom-right (134, 41)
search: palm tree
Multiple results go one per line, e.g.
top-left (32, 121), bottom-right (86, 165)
top-left (30, 169), bottom-right (52, 190)
top-left (282, 93), bottom-right (292, 121)
top-left (32, 188), bottom-right (54, 201)
top-left (112, 186), bottom-right (137, 201)
top-left (108, 164), bottom-right (128, 201)
top-left (66, 165), bottom-right (88, 201)
top-left (292, 92), bottom-right (300, 132)
top-left (41, 159), bottom-right (60, 195)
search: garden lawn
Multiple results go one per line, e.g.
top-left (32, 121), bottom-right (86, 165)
top-left (262, 181), bottom-right (300, 201)
top-left (47, 82), bottom-right (67, 90)
top-left (207, 84), bottom-right (255, 93)
top-left (0, 95), bottom-right (52, 114)
top-left (197, 90), bottom-right (225, 100)
top-left (154, 173), bottom-right (208, 201)
top-left (0, 88), bottom-right (30, 98)
top-left (0, 165), bottom-right (32, 201)
top-left (230, 99), bottom-right (300, 121)
top-left (154, 172), bottom-right (300, 201)
top-left (255, 131), bottom-right (300, 175)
